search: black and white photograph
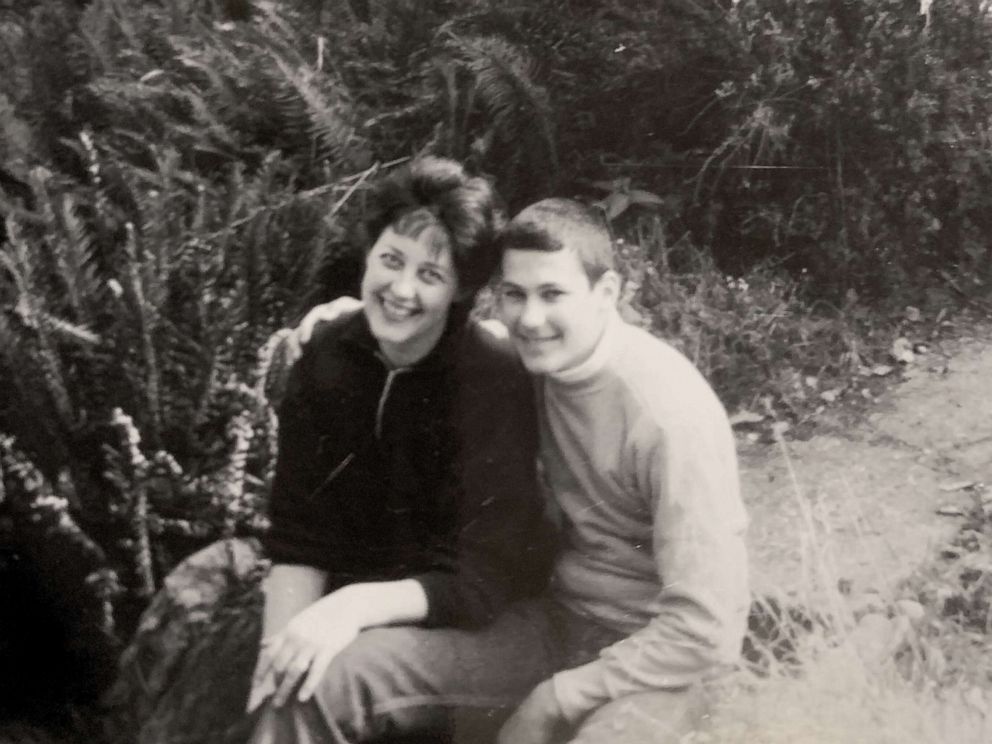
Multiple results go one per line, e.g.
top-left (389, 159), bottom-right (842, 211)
top-left (1, 1), bottom-right (990, 742)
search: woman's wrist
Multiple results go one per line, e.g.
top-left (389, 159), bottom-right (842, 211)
top-left (325, 579), bottom-right (429, 630)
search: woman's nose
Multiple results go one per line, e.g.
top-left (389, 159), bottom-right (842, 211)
top-left (389, 270), bottom-right (416, 299)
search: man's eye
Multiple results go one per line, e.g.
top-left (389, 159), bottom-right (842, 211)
top-left (541, 289), bottom-right (565, 302)
top-left (500, 288), bottom-right (524, 302)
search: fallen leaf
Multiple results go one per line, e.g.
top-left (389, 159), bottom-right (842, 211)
top-left (905, 306), bottom-right (922, 322)
top-left (729, 410), bottom-right (765, 427)
top-left (804, 375), bottom-right (819, 389)
top-left (871, 364), bottom-right (894, 376)
top-left (771, 421), bottom-right (791, 437)
top-left (939, 480), bottom-right (976, 493)
top-left (820, 388), bottom-right (842, 403)
top-left (936, 504), bottom-right (966, 517)
top-left (964, 687), bottom-right (985, 713)
top-left (890, 337), bottom-right (915, 364)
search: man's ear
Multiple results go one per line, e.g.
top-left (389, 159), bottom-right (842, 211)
top-left (593, 270), bottom-right (622, 308)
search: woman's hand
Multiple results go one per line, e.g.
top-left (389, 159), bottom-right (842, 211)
top-left (285, 297), bottom-right (364, 362)
top-left (246, 579), bottom-right (428, 712)
top-left (251, 588), bottom-right (364, 709)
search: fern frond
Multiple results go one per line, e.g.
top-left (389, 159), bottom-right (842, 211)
top-left (36, 310), bottom-right (102, 346)
top-left (443, 34), bottom-right (558, 173)
top-left (121, 222), bottom-right (163, 446)
top-left (270, 52), bottom-right (360, 164)
top-left (1, 218), bottom-right (76, 429)
top-left (52, 194), bottom-right (102, 327)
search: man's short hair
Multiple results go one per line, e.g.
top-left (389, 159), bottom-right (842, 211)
top-left (497, 198), bottom-right (615, 282)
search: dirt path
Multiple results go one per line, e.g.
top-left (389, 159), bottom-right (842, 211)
top-left (739, 322), bottom-right (992, 601)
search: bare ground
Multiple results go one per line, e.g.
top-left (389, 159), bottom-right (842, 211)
top-left (740, 321), bottom-right (992, 602)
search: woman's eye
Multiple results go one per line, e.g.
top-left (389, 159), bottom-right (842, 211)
top-left (420, 269), bottom-right (445, 284)
top-left (381, 253), bottom-right (402, 269)
top-left (500, 288), bottom-right (524, 302)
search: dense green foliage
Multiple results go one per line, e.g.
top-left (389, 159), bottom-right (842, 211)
top-left (1, 0), bottom-right (990, 722)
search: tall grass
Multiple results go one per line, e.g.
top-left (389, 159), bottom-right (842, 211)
top-left (714, 433), bottom-right (991, 744)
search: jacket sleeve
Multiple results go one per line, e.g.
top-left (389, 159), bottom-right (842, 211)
top-left (414, 334), bottom-right (556, 629)
top-left (549, 393), bottom-right (750, 723)
top-left (262, 344), bottom-right (332, 568)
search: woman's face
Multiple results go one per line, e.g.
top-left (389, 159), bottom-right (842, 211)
top-left (361, 216), bottom-right (460, 366)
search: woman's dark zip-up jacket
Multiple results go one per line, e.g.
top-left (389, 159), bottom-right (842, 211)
top-left (264, 308), bottom-right (555, 629)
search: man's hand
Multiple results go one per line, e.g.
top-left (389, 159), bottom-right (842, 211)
top-left (496, 680), bottom-right (568, 744)
top-left (285, 296), bottom-right (364, 362)
top-left (247, 589), bottom-right (364, 711)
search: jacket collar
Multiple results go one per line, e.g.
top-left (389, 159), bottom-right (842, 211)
top-left (338, 306), bottom-right (467, 372)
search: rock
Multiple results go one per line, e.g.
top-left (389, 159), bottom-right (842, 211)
top-left (847, 591), bottom-right (885, 618)
top-left (850, 613), bottom-right (909, 666)
top-left (104, 538), bottom-right (268, 744)
top-left (893, 599), bottom-right (925, 624)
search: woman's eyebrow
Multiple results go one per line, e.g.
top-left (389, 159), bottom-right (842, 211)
top-left (421, 260), bottom-right (453, 276)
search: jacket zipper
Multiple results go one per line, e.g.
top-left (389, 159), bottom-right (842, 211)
top-left (309, 364), bottom-right (411, 500)
top-left (375, 367), bottom-right (410, 439)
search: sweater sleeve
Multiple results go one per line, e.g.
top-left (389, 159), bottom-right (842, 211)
top-left (414, 335), bottom-right (556, 629)
top-left (262, 346), bottom-right (334, 568)
top-left (550, 395), bottom-right (750, 723)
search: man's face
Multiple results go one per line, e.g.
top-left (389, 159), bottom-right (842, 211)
top-left (497, 247), bottom-right (616, 375)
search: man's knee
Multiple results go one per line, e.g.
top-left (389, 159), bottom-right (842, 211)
top-left (566, 688), bottom-right (709, 744)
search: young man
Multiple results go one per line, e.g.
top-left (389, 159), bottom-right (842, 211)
top-left (485, 198), bottom-right (749, 743)
top-left (261, 198), bottom-right (748, 744)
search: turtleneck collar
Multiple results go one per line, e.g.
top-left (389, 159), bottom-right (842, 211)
top-left (547, 309), bottom-right (621, 389)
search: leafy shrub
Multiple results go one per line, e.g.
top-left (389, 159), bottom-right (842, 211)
top-left (615, 213), bottom-right (886, 420)
top-left (686, 0), bottom-right (992, 300)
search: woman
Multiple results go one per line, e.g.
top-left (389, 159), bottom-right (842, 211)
top-left (251, 155), bottom-right (551, 712)
top-left (111, 157), bottom-right (551, 744)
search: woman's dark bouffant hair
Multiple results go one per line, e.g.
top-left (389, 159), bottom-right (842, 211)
top-left (298, 158), bottom-right (503, 321)
top-left (361, 156), bottom-right (505, 302)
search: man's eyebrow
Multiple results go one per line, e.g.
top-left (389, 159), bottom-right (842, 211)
top-left (498, 280), bottom-right (564, 291)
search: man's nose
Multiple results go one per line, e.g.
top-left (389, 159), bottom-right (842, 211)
top-left (519, 299), bottom-right (546, 329)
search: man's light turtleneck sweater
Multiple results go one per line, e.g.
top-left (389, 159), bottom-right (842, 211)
top-left (537, 311), bottom-right (750, 723)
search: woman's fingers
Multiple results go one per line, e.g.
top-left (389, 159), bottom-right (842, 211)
top-left (246, 636), bottom-right (283, 713)
top-left (246, 667), bottom-right (277, 713)
top-left (252, 636), bottom-right (281, 687)
top-left (297, 646), bottom-right (339, 703)
top-left (272, 647), bottom-right (314, 707)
